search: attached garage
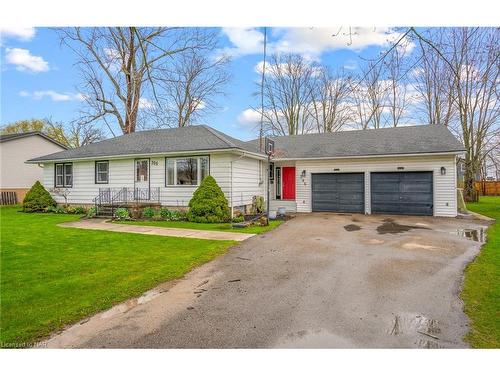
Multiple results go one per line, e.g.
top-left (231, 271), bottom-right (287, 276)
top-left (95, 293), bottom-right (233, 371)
top-left (267, 125), bottom-right (464, 217)
top-left (311, 173), bottom-right (365, 213)
top-left (371, 172), bottom-right (433, 216)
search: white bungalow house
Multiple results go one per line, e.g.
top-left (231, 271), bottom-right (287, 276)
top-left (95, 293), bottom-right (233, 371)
top-left (27, 124), bottom-right (465, 217)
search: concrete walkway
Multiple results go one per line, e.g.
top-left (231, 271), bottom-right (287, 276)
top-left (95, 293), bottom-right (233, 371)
top-left (59, 219), bottom-right (254, 241)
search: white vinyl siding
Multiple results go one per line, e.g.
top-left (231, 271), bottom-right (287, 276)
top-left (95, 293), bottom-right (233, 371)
top-left (42, 152), bottom-right (260, 208)
top-left (294, 154), bottom-right (457, 217)
top-left (43, 158), bottom-right (134, 204)
top-left (230, 156), bottom-right (265, 208)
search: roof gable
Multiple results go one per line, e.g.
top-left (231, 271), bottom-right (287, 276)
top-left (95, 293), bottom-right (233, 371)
top-left (0, 131), bottom-right (68, 149)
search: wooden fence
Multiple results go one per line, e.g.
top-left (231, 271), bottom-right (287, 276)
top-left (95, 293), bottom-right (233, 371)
top-left (0, 191), bottom-right (18, 205)
top-left (475, 181), bottom-right (500, 196)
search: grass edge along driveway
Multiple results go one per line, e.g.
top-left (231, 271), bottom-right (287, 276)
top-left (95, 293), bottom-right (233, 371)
top-left (115, 218), bottom-right (283, 234)
top-left (463, 196), bottom-right (500, 348)
top-left (0, 206), bottom-right (236, 346)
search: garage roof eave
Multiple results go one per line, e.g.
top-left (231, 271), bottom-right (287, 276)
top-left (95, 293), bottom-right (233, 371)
top-left (272, 150), bottom-right (465, 161)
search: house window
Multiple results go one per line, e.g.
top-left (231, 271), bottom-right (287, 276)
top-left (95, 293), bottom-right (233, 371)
top-left (275, 167), bottom-right (281, 199)
top-left (95, 161), bottom-right (109, 184)
top-left (136, 159), bottom-right (149, 182)
top-left (177, 158), bottom-right (198, 185)
top-left (166, 159), bottom-right (175, 185)
top-left (55, 163), bottom-right (73, 188)
top-left (165, 156), bottom-right (209, 186)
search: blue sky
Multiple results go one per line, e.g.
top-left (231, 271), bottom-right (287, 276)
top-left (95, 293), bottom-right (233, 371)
top-left (1, 27), bottom-right (407, 140)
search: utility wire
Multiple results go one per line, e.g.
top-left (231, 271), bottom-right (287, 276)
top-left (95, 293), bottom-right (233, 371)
top-left (349, 28), bottom-right (413, 94)
top-left (259, 27), bottom-right (267, 152)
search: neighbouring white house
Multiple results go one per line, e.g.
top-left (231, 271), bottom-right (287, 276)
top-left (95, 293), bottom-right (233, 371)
top-left (0, 131), bottom-right (67, 203)
top-left (27, 124), bottom-right (465, 217)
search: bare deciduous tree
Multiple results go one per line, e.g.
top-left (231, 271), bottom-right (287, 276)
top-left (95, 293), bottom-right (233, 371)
top-left (410, 27), bottom-right (499, 200)
top-left (59, 27), bottom-right (224, 134)
top-left (45, 118), bottom-right (104, 148)
top-left (258, 53), bottom-right (317, 135)
top-left (383, 44), bottom-right (412, 127)
top-left (153, 42), bottom-right (230, 127)
top-left (309, 68), bottom-right (353, 132)
top-left (350, 61), bottom-right (388, 129)
top-left (413, 30), bottom-right (456, 126)
top-left (447, 28), bottom-right (499, 200)
top-left (0, 118), bottom-right (103, 148)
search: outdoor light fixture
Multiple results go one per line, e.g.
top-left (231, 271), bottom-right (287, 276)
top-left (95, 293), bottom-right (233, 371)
top-left (301, 170), bottom-right (306, 178)
top-left (441, 167), bottom-right (446, 175)
top-left (397, 166), bottom-right (404, 170)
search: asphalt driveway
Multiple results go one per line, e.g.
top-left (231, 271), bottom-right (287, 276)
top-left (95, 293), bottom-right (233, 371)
top-left (45, 213), bottom-right (488, 348)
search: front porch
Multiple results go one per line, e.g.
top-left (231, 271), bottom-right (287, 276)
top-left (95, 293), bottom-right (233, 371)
top-left (93, 187), bottom-right (162, 217)
top-left (269, 161), bottom-right (298, 214)
top-left (269, 199), bottom-right (297, 214)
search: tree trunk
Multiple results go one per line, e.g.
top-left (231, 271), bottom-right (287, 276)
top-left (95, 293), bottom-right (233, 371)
top-left (463, 156), bottom-right (477, 202)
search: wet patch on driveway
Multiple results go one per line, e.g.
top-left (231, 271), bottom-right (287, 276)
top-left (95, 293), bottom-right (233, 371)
top-left (376, 218), bottom-right (431, 235)
top-left (455, 228), bottom-right (486, 242)
top-left (344, 224), bottom-right (361, 231)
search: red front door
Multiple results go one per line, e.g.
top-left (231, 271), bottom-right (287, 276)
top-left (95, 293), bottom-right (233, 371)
top-left (282, 167), bottom-right (296, 200)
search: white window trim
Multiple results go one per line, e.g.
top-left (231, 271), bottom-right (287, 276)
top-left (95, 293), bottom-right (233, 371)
top-left (55, 162), bottom-right (72, 188)
top-left (95, 161), bottom-right (109, 184)
top-left (165, 156), bottom-right (209, 187)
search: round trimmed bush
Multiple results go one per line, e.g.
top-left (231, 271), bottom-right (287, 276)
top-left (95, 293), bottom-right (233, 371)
top-left (114, 207), bottom-right (130, 220)
top-left (142, 207), bottom-right (156, 218)
top-left (22, 181), bottom-right (56, 212)
top-left (187, 176), bottom-right (230, 223)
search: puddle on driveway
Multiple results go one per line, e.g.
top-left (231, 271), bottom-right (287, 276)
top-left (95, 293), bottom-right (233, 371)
top-left (276, 329), bottom-right (356, 348)
top-left (455, 228), bottom-right (486, 242)
top-left (377, 219), bottom-right (430, 235)
top-left (344, 224), bottom-right (361, 232)
top-left (387, 313), bottom-right (442, 348)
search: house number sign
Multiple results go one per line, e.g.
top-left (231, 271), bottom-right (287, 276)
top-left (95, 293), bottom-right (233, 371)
top-left (151, 160), bottom-right (159, 166)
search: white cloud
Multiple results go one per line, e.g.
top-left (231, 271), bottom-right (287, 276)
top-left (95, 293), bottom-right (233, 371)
top-left (222, 27), bottom-right (412, 61)
top-left (5, 48), bottom-right (49, 72)
top-left (272, 27), bottom-right (411, 60)
top-left (138, 97), bottom-right (154, 109)
top-left (0, 27), bottom-right (36, 41)
top-left (254, 59), bottom-right (322, 79)
top-left (219, 28), bottom-right (265, 58)
top-left (343, 60), bottom-right (357, 70)
top-left (19, 90), bottom-right (83, 102)
top-left (237, 108), bottom-right (262, 128)
top-left (74, 93), bottom-right (88, 101)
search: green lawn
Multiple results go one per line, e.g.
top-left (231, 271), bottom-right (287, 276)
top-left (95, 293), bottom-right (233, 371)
top-left (117, 218), bottom-right (283, 234)
top-left (463, 196), bottom-right (500, 348)
top-left (0, 206), bottom-right (235, 346)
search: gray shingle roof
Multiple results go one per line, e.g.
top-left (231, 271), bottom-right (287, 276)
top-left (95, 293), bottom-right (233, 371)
top-left (248, 125), bottom-right (465, 159)
top-left (0, 131), bottom-right (68, 149)
top-left (28, 124), bottom-right (464, 163)
top-left (28, 125), bottom-right (263, 162)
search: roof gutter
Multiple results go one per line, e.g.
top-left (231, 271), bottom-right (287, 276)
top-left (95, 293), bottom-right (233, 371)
top-left (272, 150), bottom-right (466, 162)
top-left (27, 147), bottom-right (267, 164)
